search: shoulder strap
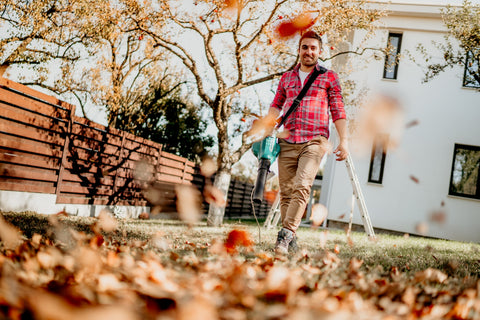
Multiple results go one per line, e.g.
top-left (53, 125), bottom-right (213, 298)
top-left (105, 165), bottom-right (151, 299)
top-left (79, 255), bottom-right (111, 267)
top-left (276, 66), bottom-right (327, 129)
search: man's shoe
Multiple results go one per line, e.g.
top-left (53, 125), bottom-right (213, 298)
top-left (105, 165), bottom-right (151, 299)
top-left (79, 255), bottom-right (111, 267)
top-left (288, 234), bottom-right (298, 253)
top-left (275, 228), bottom-right (294, 255)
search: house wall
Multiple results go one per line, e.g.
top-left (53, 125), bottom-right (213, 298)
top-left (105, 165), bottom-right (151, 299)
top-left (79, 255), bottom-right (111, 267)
top-left (325, 2), bottom-right (480, 242)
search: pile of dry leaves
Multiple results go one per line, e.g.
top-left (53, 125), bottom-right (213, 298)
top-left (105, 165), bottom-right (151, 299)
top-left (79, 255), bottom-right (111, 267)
top-left (0, 213), bottom-right (479, 320)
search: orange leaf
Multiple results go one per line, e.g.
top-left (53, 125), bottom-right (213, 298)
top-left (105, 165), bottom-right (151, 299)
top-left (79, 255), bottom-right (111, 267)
top-left (203, 185), bottom-right (226, 207)
top-left (224, 229), bottom-right (253, 254)
top-left (276, 13), bottom-right (315, 38)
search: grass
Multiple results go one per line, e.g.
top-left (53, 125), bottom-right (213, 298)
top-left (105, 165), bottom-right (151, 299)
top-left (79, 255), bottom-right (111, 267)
top-left (3, 210), bottom-right (480, 281)
top-left (2, 210), bottom-right (480, 319)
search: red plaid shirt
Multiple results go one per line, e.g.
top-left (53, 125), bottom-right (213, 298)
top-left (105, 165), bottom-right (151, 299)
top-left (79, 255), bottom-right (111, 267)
top-left (270, 64), bottom-right (346, 143)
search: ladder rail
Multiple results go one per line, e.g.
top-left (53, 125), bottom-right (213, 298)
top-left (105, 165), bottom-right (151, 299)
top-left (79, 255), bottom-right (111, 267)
top-left (262, 154), bottom-right (376, 240)
top-left (345, 154), bottom-right (376, 238)
top-left (264, 193), bottom-right (281, 228)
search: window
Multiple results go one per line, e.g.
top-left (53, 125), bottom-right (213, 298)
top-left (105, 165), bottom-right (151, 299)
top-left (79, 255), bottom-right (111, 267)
top-left (383, 33), bottom-right (402, 80)
top-left (368, 134), bottom-right (389, 184)
top-left (449, 144), bottom-right (480, 200)
top-left (462, 50), bottom-right (480, 88)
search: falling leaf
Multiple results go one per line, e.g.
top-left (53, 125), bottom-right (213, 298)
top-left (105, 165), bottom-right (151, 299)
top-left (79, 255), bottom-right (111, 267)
top-left (175, 184), bottom-right (202, 226)
top-left (276, 13), bottom-right (316, 38)
top-left (200, 157), bottom-right (217, 178)
top-left (151, 232), bottom-right (170, 251)
top-left (310, 203), bottom-right (328, 227)
top-left (224, 229), bottom-right (253, 254)
top-left (203, 184), bottom-right (226, 207)
top-left (97, 209), bottom-right (118, 232)
top-left (245, 114), bottom-right (278, 142)
top-left (410, 175), bottom-right (420, 184)
top-left (354, 93), bottom-right (404, 155)
top-left (263, 190), bottom-right (277, 205)
top-left (133, 159), bottom-right (154, 183)
top-left (405, 119), bottom-right (419, 128)
top-left (0, 215), bottom-right (22, 250)
top-left (429, 210), bottom-right (447, 224)
top-left (318, 231), bottom-right (328, 248)
top-left (415, 222), bottom-right (429, 235)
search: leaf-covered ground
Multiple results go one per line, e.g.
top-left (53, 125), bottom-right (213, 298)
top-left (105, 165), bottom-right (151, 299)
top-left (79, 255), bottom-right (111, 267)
top-left (1, 211), bottom-right (480, 320)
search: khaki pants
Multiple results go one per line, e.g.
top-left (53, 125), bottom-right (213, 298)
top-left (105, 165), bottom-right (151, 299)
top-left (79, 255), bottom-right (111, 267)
top-left (278, 136), bottom-right (328, 232)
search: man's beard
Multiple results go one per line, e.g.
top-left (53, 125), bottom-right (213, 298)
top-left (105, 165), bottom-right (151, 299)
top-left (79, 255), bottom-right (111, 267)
top-left (301, 55), bottom-right (318, 66)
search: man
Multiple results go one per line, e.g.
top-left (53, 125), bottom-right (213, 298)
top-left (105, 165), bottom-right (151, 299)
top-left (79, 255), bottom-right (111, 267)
top-left (267, 30), bottom-right (348, 255)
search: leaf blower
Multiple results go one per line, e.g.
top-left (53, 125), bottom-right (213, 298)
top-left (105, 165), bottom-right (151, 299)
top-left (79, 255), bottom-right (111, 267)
top-left (251, 135), bottom-right (280, 204)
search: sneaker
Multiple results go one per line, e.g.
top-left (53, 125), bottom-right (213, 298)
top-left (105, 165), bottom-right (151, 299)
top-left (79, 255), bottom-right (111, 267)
top-left (275, 228), bottom-right (294, 255)
top-left (288, 234), bottom-right (299, 253)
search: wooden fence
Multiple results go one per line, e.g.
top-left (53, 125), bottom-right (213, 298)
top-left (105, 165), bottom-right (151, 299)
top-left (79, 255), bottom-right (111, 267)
top-left (0, 77), bottom-right (274, 218)
top-left (193, 173), bottom-right (274, 218)
top-left (0, 78), bottom-right (194, 212)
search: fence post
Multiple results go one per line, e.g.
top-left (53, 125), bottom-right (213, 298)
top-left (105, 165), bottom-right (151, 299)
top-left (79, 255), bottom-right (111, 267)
top-left (55, 104), bottom-right (75, 203)
top-left (112, 131), bottom-right (126, 196)
top-left (155, 144), bottom-right (163, 184)
top-left (182, 158), bottom-right (188, 183)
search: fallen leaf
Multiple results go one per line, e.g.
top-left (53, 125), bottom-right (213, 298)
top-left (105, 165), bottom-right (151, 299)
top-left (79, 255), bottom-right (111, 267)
top-left (414, 268), bottom-right (448, 283)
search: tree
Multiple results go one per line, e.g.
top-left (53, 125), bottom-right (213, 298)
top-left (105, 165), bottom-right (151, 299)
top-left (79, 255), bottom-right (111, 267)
top-left (1, 0), bottom-right (386, 226)
top-left (414, 0), bottom-right (480, 88)
top-left (114, 75), bottom-right (215, 162)
top-left (1, 0), bottom-right (212, 157)
top-left (1, 0), bottom-right (173, 121)
top-left (1, 0), bottom-right (104, 117)
top-left (122, 0), bottom-right (385, 226)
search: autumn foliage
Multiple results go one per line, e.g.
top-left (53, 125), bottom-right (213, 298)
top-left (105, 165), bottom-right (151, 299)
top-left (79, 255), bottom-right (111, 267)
top-left (0, 211), bottom-right (479, 319)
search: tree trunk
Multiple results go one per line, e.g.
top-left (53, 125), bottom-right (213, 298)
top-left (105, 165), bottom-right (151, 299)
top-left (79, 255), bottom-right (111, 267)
top-left (207, 168), bottom-right (232, 226)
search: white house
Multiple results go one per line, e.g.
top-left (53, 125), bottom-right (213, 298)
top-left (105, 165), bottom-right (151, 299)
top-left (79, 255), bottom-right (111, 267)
top-left (321, 0), bottom-right (480, 242)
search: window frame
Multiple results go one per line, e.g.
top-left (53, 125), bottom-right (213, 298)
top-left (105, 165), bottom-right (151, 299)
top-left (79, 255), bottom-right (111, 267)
top-left (383, 32), bottom-right (403, 80)
top-left (462, 50), bottom-right (480, 89)
top-left (368, 134), bottom-right (389, 184)
top-left (448, 143), bottom-right (480, 200)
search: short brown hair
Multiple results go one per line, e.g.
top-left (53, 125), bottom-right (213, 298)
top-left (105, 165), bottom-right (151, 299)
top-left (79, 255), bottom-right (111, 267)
top-left (299, 30), bottom-right (323, 47)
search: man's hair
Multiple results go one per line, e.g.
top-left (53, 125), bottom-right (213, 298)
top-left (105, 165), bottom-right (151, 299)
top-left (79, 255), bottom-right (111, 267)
top-left (299, 30), bottom-right (323, 47)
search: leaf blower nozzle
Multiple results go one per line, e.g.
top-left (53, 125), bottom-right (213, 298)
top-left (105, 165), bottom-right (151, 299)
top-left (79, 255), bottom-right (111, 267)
top-left (251, 136), bottom-right (280, 204)
top-left (252, 159), bottom-right (271, 204)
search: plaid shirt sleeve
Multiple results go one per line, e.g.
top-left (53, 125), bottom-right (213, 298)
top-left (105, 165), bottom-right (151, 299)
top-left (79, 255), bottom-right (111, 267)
top-left (270, 73), bottom-right (288, 112)
top-left (327, 71), bottom-right (346, 123)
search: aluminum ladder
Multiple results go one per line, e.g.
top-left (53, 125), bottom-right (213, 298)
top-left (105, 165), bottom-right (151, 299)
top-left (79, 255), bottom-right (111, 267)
top-left (264, 154), bottom-right (376, 239)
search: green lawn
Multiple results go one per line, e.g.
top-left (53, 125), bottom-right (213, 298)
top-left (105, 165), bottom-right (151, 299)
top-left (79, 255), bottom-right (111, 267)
top-left (4, 211), bottom-right (479, 278)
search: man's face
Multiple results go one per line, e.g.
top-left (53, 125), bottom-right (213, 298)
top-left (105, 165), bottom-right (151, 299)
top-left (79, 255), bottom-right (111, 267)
top-left (298, 38), bottom-right (321, 68)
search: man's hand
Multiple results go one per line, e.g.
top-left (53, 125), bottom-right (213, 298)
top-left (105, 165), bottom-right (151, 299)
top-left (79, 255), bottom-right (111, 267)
top-left (333, 119), bottom-right (349, 161)
top-left (334, 140), bottom-right (349, 161)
